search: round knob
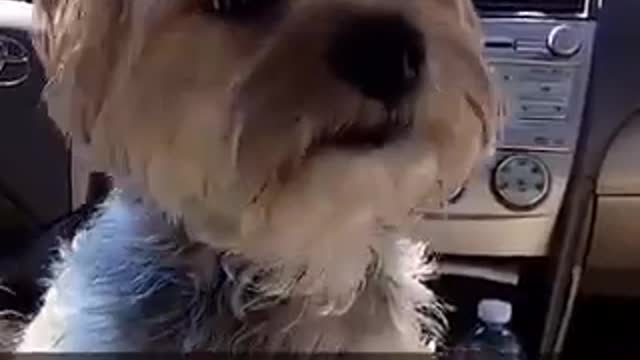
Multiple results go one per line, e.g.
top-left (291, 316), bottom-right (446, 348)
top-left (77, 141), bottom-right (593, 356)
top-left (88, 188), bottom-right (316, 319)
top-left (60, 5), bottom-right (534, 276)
top-left (547, 25), bottom-right (582, 58)
top-left (0, 35), bottom-right (30, 87)
top-left (491, 154), bottom-right (551, 211)
top-left (0, 38), bottom-right (9, 73)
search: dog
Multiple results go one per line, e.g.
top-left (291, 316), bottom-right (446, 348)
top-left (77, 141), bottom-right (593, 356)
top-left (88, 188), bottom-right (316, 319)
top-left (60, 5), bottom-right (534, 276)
top-left (15, 0), bottom-right (501, 353)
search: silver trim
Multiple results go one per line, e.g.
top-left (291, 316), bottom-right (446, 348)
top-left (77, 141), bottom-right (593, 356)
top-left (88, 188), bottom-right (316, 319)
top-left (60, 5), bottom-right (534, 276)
top-left (0, 34), bottom-right (30, 87)
top-left (497, 145), bottom-right (572, 154)
top-left (489, 58), bottom-right (581, 67)
top-left (478, 0), bottom-right (593, 19)
top-left (417, 212), bottom-right (546, 221)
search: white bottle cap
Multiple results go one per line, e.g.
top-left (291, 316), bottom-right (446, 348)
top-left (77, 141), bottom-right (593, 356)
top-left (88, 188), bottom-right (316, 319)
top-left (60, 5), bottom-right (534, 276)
top-left (478, 299), bottom-right (512, 325)
top-left (0, 0), bottom-right (34, 31)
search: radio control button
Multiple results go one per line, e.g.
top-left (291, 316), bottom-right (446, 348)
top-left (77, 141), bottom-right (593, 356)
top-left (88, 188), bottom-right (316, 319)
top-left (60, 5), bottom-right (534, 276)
top-left (491, 155), bottom-right (551, 211)
top-left (518, 81), bottom-right (572, 101)
top-left (515, 39), bottom-right (547, 54)
top-left (534, 136), bottom-right (550, 146)
top-left (547, 25), bottom-right (582, 58)
top-left (518, 102), bottom-right (567, 121)
top-left (518, 66), bottom-right (573, 82)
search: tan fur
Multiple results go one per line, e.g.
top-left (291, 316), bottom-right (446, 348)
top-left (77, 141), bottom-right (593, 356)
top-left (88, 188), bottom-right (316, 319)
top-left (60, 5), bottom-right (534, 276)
top-left (22, 0), bottom-right (501, 352)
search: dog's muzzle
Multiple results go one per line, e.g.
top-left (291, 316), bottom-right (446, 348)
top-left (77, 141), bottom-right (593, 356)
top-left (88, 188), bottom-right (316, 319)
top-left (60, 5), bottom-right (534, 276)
top-left (228, 11), bottom-right (428, 200)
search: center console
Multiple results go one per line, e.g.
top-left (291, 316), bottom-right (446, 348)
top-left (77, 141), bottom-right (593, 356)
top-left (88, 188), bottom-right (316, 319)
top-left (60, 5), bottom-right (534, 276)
top-left (418, 0), bottom-right (599, 257)
top-left (427, 4), bottom-right (601, 356)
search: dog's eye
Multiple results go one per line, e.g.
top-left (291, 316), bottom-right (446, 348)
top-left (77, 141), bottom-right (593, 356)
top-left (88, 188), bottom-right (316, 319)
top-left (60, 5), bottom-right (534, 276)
top-left (201, 0), bottom-right (277, 19)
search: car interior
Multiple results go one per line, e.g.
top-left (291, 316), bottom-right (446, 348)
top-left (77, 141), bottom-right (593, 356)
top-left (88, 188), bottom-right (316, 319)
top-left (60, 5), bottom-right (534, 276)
top-left (1, 0), bottom-right (639, 357)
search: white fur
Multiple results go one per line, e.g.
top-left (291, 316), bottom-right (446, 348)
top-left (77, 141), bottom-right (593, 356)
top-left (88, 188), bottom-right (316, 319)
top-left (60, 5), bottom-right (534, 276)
top-left (18, 190), bottom-right (445, 352)
top-left (16, 0), bottom-right (501, 353)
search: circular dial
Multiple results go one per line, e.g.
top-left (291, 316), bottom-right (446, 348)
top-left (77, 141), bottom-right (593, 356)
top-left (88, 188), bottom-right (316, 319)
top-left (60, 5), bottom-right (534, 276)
top-left (491, 155), bottom-right (551, 211)
top-left (547, 25), bottom-right (582, 58)
top-left (0, 35), bottom-right (30, 87)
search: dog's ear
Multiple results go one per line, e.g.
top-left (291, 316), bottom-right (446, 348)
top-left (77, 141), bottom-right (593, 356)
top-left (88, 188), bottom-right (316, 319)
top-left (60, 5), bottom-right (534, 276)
top-left (32, 0), bottom-right (80, 79)
top-left (449, 0), bottom-right (506, 155)
top-left (33, 0), bottom-right (125, 146)
top-left (459, 0), bottom-right (482, 31)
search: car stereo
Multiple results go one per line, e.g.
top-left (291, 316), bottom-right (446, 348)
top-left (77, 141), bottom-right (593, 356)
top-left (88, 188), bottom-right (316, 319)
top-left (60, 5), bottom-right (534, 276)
top-left (417, 0), bottom-right (598, 257)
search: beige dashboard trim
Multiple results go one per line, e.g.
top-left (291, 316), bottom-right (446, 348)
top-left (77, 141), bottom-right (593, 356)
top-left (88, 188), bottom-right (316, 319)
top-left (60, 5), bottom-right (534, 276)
top-left (587, 196), bottom-right (640, 271)
top-left (585, 114), bottom-right (640, 295)
top-left (597, 113), bottom-right (640, 195)
top-left (416, 216), bottom-right (552, 256)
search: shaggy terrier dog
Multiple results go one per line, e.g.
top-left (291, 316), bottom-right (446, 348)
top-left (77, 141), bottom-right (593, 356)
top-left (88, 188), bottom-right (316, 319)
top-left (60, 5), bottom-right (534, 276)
top-left (16, 0), bottom-right (500, 353)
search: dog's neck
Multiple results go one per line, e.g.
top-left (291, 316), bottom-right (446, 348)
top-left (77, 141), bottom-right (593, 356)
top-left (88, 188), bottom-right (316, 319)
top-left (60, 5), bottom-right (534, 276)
top-left (90, 183), bottom-right (444, 351)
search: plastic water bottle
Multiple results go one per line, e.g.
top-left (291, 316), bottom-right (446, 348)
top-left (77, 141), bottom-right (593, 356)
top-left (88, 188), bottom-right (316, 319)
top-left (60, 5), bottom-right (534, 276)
top-left (451, 299), bottom-right (526, 360)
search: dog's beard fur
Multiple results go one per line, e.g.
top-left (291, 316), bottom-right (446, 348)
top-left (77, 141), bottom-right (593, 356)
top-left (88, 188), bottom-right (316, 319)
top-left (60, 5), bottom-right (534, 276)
top-left (17, 0), bottom-right (502, 352)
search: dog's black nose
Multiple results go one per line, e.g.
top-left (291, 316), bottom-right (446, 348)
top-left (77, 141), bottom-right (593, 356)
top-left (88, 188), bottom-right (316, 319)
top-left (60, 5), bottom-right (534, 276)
top-left (329, 15), bottom-right (425, 106)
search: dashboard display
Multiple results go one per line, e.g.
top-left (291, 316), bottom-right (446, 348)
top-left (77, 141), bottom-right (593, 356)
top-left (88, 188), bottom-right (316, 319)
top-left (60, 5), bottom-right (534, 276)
top-left (474, 0), bottom-right (587, 14)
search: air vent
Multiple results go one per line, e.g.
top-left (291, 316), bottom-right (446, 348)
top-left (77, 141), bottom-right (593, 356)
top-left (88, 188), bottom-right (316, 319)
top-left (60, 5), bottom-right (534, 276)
top-left (474, 0), bottom-right (588, 16)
